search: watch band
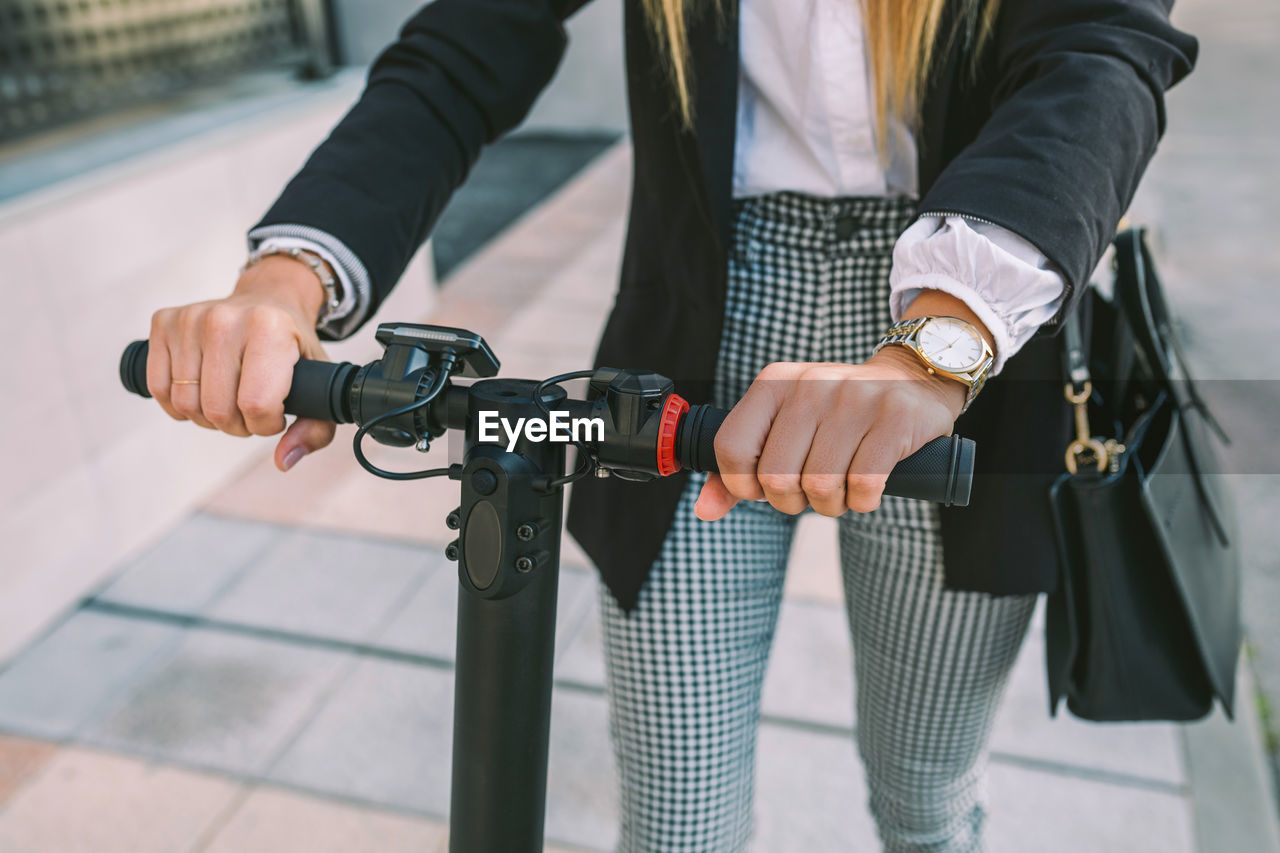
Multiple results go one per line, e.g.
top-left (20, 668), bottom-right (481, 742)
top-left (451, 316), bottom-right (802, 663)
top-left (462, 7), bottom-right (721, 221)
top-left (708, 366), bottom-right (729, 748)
top-left (243, 245), bottom-right (341, 325)
top-left (874, 316), bottom-right (992, 413)
top-left (876, 317), bottom-right (930, 350)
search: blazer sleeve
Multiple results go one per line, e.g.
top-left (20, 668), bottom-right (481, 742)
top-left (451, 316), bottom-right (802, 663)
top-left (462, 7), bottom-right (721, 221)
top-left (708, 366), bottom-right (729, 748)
top-left (916, 0), bottom-right (1198, 322)
top-left (253, 0), bottom-right (591, 319)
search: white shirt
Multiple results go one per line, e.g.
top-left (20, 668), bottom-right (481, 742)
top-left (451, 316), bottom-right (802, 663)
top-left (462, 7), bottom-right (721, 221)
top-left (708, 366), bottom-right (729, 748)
top-left (734, 0), bottom-right (1066, 371)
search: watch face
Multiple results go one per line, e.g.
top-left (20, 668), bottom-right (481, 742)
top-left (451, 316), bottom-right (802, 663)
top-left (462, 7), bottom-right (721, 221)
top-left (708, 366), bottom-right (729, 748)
top-left (917, 318), bottom-right (986, 373)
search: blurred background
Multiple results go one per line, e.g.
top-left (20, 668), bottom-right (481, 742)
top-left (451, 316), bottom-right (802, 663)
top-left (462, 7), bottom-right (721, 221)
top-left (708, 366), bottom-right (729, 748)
top-left (0, 0), bottom-right (1277, 850)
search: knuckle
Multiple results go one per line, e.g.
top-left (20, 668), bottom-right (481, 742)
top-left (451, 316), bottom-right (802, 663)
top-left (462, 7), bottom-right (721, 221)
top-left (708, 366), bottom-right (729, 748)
top-left (150, 307), bottom-right (176, 335)
top-left (769, 494), bottom-right (807, 516)
top-left (800, 364), bottom-right (841, 382)
top-left (758, 472), bottom-right (800, 495)
top-left (758, 362), bottom-right (788, 380)
top-left (172, 398), bottom-right (201, 420)
top-left (845, 473), bottom-right (885, 509)
top-left (880, 384), bottom-right (920, 413)
top-left (146, 377), bottom-right (170, 404)
top-left (846, 494), bottom-right (882, 514)
top-left (712, 432), bottom-right (750, 468)
top-left (202, 399), bottom-right (238, 428)
top-left (801, 473), bottom-right (845, 500)
top-left (238, 391), bottom-right (282, 424)
top-left (179, 305), bottom-right (206, 337)
top-left (245, 303), bottom-right (291, 336)
top-left (202, 303), bottom-right (240, 339)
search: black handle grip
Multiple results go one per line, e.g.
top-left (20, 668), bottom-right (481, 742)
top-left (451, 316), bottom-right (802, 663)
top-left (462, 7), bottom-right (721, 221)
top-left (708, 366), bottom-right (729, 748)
top-left (675, 403), bottom-right (974, 507)
top-left (120, 340), bottom-right (355, 423)
top-left (120, 340), bottom-right (152, 398)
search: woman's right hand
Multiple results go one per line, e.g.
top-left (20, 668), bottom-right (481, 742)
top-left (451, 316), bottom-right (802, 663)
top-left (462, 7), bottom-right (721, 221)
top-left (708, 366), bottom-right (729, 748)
top-left (146, 255), bottom-right (337, 471)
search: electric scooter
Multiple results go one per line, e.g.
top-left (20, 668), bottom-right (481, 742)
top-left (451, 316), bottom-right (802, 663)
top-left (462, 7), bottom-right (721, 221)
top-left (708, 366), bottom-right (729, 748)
top-left (120, 321), bottom-right (974, 852)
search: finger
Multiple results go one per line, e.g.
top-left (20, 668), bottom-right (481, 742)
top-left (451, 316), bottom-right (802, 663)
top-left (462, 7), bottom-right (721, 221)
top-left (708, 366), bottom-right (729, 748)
top-left (716, 363), bottom-right (805, 503)
top-left (756, 371), bottom-right (838, 514)
top-left (694, 473), bottom-right (740, 521)
top-left (169, 309), bottom-right (215, 430)
top-left (200, 305), bottom-right (251, 437)
top-left (275, 417), bottom-right (337, 472)
top-left (756, 406), bottom-right (818, 515)
top-left (801, 392), bottom-right (871, 517)
top-left (845, 421), bottom-right (913, 514)
top-left (146, 310), bottom-right (183, 421)
top-left (239, 306), bottom-right (302, 436)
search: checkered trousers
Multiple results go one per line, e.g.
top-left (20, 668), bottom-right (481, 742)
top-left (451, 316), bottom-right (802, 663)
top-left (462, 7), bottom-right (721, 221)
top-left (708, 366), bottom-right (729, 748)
top-left (598, 193), bottom-right (1038, 852)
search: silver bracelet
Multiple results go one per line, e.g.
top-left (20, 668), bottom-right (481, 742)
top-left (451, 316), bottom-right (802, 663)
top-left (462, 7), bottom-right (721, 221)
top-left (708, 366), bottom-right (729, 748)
top-left (242, 245), bottom-right (341, 323)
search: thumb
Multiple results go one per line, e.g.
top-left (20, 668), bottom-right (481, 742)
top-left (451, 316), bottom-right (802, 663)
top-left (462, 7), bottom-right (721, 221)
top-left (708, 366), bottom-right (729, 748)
top-left (694, 473), bottom-right (740, 522)
top-left (275, 417), bottom-right (337, 472)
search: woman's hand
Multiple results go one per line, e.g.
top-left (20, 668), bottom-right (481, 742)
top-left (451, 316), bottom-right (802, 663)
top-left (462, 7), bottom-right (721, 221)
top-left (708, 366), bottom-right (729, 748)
top-left (146, 256), bottom-right (335, 472)
top-left (693, 345), bottom-right (969, 521)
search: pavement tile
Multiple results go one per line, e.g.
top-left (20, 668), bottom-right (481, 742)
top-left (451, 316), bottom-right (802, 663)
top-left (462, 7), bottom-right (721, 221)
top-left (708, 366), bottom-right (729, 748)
top-left (555, 586), bottom-right (606, 690)
top-left (750, 721), bottom-right (879, 852)
top-left (991, 630), bottom-right (1186, 786)
top-left (206, 529), bottom-right (431, 644)
top-left (375, 563), bottom-right (598, 666)
top-left (95, 513), bottom-right (282, 614)
top-left (200, 425), bottom-right (379, 530)
top-left (545, 689), bottom-right (617, 851)
top-left (202, 786), bottom-right (448, 853)
top-left (0, 611), bottom-right (182, 740)
top-left (783, 514), bottom-right (843, 605)
top-left (554, 569), bottom-right (598, 663)
top-left (373, 561), bottom-right (459, 662)
top-left (0, 748), bottom-right (239, 853)
top-left (266, 657), bottom-right (454, 816)
top-left (750, 717), bottom-right (1195, 853)
top-left (761, 600), bottom-right (855, 731)
top-left (84, 629), bottom-right (350, 776)
top-left (306, 451), bottom-right (463, 548)
top-left (987, 762), bottom-right (1195, 853)
top-left (0, 736), bottom-right (57, 807)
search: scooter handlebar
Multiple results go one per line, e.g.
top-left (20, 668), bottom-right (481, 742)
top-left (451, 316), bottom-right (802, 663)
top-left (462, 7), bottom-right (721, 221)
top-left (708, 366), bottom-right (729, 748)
top-left (121, 341), bottom-right (973, 506)
top-left (674, 403), bottom-right (973, 507)
top-left (121, 340), bottom-right (357, 424)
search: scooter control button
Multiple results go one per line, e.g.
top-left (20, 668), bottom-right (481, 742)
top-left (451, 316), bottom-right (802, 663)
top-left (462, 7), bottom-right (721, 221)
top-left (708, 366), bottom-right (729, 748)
top-left (471, 469), bottom-right (498, 496)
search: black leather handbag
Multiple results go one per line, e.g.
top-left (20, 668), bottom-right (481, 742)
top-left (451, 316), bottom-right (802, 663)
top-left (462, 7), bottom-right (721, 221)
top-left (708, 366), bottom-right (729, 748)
top-left (1045, 227), bottom-right (1241, 722)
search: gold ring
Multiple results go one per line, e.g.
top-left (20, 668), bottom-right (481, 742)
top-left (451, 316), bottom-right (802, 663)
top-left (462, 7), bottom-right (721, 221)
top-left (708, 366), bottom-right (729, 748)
top-left (171, 379), bottom-right (200, 385)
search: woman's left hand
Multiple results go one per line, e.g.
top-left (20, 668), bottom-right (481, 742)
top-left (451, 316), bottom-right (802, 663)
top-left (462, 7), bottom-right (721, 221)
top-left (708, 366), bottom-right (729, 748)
top-left (694, 346), bottom-right (968, 520)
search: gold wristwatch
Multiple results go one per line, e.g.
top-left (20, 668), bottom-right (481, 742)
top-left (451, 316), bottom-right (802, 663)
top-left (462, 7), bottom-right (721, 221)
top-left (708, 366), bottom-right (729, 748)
top-left (873, 316), bottom-right (994, 413)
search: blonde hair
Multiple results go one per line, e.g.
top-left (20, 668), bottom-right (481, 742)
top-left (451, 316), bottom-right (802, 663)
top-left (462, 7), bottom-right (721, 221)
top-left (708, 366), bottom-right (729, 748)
top-left (642, 0), bottom-right (1000, 147)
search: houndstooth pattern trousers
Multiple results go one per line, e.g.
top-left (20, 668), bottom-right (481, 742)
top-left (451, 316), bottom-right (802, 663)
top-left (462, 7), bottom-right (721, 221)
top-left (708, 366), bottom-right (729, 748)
top-left (599, 193), bottom-right (1038, 852)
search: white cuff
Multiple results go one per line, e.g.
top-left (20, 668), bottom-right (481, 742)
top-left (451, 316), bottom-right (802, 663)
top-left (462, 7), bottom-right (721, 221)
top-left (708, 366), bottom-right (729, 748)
top-left (248, 226), bottom-right (373, 341)
top-left (889, 215), bottom-right (1067, 375)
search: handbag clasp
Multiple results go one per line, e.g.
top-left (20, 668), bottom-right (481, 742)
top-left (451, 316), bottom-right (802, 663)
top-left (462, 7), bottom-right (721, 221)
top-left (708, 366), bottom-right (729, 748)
top-left (1064, 381), bottom-right (1109, 474)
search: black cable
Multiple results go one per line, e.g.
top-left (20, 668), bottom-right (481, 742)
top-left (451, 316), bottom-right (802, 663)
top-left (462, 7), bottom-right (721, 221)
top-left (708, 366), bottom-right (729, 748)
top-left (352, 353), bottom-right (456, 481)
top-left (533, 370), bottom-right (598, 489)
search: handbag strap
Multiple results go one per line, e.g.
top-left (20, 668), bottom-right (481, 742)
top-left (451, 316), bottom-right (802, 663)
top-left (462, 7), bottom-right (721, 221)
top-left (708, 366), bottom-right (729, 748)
top-left (1128, 231), bottom-right (1230, 444)
top-left (1062, 302), bottom-right (1091, 395)
top-left (1112, 228), bottom-right (1232, 547)
top-left (1060, 300), bottom-right (1115, 474)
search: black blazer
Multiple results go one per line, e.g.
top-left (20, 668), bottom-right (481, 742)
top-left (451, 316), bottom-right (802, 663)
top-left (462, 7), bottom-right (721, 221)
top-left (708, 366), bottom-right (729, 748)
top-left (257, 0), bottom-right (1197, 610)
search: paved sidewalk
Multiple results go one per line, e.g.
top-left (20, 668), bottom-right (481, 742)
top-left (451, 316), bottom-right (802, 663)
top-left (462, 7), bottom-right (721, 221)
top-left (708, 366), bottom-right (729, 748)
top-left (0, 135), bottom-right (1276, 851)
